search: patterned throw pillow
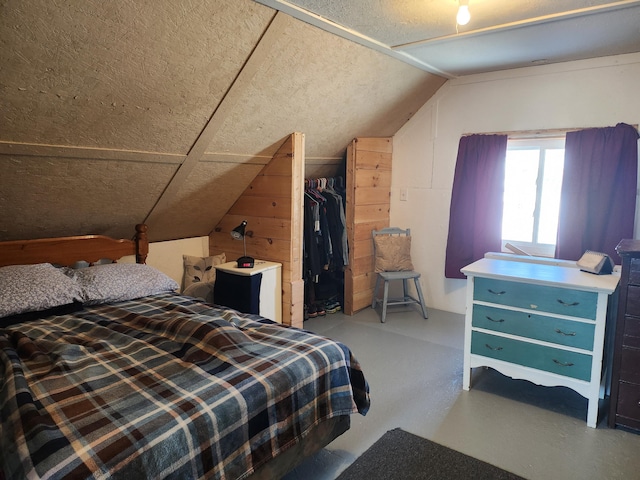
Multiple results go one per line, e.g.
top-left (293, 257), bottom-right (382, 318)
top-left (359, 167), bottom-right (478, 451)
top-left (182, 253), bottom-right (226, 293)
top-left (0, 263), bottom-right (83, 318)
top-left (373, 235), bottom-right (414, 273)
top-left (67, 263), bottom-right (178, 305)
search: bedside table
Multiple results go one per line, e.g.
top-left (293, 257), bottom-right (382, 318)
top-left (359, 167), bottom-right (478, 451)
top-left (214, 260), bottom-right (282, 323)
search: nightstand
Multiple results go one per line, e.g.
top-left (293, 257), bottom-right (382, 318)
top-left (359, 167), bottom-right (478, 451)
top-left (214, 260), bottom-right (282, 323)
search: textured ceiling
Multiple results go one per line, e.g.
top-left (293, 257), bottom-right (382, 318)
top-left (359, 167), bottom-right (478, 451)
top-left (0, 0), bottom-right (445, 242)
top-left (261, 0), bottom-right (640, 77)
top-left (3, 0), bottom-right (638, 243)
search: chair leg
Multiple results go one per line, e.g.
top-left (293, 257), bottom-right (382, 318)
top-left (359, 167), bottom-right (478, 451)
top-left (402, 278), bottom-right (409, 300)
top-left (372, 275), bottom-right (381, 309)
top-left (414, 277), bottom-right (428, 319)
top-left (381, 280), bottom-right (390, 323)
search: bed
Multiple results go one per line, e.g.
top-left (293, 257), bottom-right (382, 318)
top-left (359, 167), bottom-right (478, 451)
top-left (0, 225), bottom-right (370, 480)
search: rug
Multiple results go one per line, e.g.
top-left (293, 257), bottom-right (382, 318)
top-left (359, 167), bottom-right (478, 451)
top-left (336, 428), bottom-right (526, 480)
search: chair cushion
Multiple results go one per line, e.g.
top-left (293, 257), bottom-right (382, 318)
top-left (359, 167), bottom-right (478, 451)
top-left (374, 235), bottom-right (414, 272)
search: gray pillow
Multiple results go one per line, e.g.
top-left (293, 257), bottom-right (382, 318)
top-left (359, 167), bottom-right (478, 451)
top-left (68, 263), bottom-right (178, 305)
top-left (183, 282), bottom-right (214, 304)
top-left (0, 263), bottom-right (83, 318)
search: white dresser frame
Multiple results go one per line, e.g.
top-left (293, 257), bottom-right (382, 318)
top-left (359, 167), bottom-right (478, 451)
top-left (461, 253), bottom-right (620, 427)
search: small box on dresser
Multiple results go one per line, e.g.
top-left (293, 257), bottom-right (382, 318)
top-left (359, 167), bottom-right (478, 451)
top-left (609, 239), bottom-right (640, 431)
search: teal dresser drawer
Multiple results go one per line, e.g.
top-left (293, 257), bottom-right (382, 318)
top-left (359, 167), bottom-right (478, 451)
top-left (472, 305), bottom-right (595, 350)
top-left (471, 331), bottom-right (592, 381)
top-left (474, 277), bottom-right (597, 319)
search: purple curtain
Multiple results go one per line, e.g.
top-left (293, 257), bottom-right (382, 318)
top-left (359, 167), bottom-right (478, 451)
top-left (555, 123), bottom-right (639, 262)
top-left (445, 134), bottom-right (508, 279)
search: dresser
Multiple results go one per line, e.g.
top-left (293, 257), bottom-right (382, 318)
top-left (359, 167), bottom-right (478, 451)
top-left (461, 254), bottom-right (620, 428)
top-left (608, 240), bottom-right (640, 431)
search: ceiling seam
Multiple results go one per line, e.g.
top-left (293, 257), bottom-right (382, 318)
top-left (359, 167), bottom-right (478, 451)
top-left (254, 0), bottom-right (455, 78)
top-left (143, 11), bottom-right (291, 226)
top-left (393, 0), bottom-right (640, 50)
top-left (0, 142), bottom-right (185, 164)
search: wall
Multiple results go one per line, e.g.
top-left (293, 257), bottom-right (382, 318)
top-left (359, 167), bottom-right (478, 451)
top-left (391, 52), bottom-right (640, 315)
top-left (121, 236), bottom-right (209, 288)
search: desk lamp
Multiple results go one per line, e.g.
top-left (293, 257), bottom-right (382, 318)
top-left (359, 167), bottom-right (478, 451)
top-left (230, 220), bottom-right (254, 268)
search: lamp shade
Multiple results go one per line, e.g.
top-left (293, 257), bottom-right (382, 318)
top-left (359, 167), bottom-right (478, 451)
top-left (230, 220), bottom-right (254, 268)
top-left (230, 220), bottom-right (247, 240)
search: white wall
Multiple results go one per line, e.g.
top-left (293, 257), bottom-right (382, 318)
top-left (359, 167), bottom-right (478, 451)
top-left (392, 52), bottom-right (640, 315)
top-left (122, 236), bottom-right (210, 290)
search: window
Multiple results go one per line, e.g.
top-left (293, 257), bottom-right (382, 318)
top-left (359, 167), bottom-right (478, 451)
top-left (501, 137), bottom-right (565, 257)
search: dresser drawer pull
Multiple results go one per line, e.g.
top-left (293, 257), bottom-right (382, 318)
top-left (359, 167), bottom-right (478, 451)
top-left (486, 316), bottom-right (505, 323)
top-left (557, 299), bottom-right (579, 307)
top-left (552, 359), bottom-right (575, 367)
top-left (554, 328), bottom-right (577, 337)
top-left (484, 343), bottom-right (503, 351)
top-left (487, 289), bottom-right (506, 295)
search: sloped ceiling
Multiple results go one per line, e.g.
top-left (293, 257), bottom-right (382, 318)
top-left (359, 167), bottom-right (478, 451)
top-left (0, 0), bottom-right (445, 242)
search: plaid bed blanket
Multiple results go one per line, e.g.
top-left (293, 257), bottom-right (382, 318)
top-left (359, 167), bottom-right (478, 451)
top-left (0, 294), bottom-right (369, 480)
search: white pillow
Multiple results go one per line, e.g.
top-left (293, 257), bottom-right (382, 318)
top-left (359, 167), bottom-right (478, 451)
top-left (68, 263), bottom-right (178, 305)
top-left (0, 263), bottom-right (83, 318)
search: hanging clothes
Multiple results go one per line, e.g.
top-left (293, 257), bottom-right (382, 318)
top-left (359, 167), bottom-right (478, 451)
top-left (303, 177), bottom-right (349, 283)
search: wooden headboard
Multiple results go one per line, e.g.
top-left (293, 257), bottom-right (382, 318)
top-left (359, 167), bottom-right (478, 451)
top-left (0, 224), bottom-right (149, 268)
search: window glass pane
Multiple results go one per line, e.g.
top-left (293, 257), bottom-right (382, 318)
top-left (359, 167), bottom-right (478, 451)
top-left (502, 149), bottom-right (539, 242)
top-left (537, 149), bottom-right (564, 244)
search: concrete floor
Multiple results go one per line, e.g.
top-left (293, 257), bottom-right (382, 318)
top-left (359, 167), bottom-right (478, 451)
top-left (283, 305), bottom-right (640, 480)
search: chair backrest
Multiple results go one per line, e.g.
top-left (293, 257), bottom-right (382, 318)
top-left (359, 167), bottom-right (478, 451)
top-left (372, 227), bottom-right (410, 238)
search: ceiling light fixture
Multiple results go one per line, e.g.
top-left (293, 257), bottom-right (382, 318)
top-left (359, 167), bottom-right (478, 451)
top-left (456, 0), bottom-right (471, 26)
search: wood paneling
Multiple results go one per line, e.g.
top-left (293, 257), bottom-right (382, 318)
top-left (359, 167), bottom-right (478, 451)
top-left (210, 133), bottom-right (305, 327)
top-left (344, 137), bottom-right (391, 315)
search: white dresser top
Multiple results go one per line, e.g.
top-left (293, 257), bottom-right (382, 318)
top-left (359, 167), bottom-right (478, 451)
top-left (461, 256), bottom-right (620, 294)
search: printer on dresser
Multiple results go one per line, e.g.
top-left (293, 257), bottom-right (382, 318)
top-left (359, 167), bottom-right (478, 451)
top-left (461, 253), bottom-right (620, 428)
top-left (609, 239), bottom-right (640, 431)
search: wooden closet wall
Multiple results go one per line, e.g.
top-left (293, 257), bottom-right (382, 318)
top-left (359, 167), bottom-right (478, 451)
top-left (210, 133), bottom-right (305, 327)
top-left (209, 134), bottom-right (390, 324)
top-left (344, 137), bottom-right (391, 315)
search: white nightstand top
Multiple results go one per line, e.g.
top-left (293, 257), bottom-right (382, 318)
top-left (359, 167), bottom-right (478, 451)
top-left (215, 260), bottom-right (281, 276)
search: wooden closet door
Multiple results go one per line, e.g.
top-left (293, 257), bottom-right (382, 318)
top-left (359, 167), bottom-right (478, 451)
top-left (344, 137), bottom-right (391, 315)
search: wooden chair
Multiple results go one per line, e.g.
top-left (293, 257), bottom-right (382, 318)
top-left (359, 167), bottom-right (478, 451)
top-left (371, 228), bottom-right (428, 323)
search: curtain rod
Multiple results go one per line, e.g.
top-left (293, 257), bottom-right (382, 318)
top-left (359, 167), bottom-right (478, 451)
top-left (463, 124), bottom-right (639, 139)
top-left (462, 128), bottom-right (579, 139)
